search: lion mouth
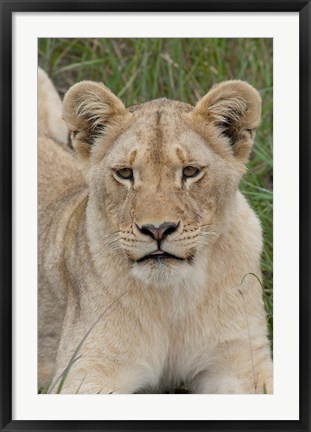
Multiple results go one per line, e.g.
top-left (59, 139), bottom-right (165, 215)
top-left (136, 249), bottom-right (184, 263)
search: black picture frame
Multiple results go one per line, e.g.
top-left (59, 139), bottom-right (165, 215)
top-left (1, 1), bottom-right (310, 431)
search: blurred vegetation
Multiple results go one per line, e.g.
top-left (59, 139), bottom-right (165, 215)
top-left (38, 38), bottom-right (273, 343)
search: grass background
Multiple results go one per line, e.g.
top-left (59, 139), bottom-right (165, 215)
top-left (38, 38), bottom-right (273, 344)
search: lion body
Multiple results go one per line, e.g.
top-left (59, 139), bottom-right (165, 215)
top-left (38, 68), bottom-right (272, 394)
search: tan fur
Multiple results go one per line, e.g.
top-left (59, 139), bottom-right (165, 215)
top-left (38, 68), bottom-right (68, 146)
top-left (38, 68), bottom-right (272, 394)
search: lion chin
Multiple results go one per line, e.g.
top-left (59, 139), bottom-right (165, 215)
top-left (131, 255), bottom-right (201, 289)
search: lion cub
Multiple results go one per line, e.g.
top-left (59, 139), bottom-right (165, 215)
top-left (38, 68), bottom-right (272, 394)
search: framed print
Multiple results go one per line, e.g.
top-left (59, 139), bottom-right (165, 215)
top-left (1, 1), bottom-right (310, 431)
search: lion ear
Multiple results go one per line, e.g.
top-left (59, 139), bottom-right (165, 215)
top-left (63, 81), bottom-right (127, 160)
top-left (193, 80), bottom-right (262, 162)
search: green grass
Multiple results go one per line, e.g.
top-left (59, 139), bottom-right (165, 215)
top-left (38, 38), bottom-right (273, 343)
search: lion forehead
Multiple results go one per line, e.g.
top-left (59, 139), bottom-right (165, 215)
top-left (128, 97), bottom-right (193, 115)
top-left (104, 100), bottom-right (212, 168)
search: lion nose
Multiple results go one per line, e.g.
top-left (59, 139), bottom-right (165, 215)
top-left (137, 222), bottom-right (179, 241)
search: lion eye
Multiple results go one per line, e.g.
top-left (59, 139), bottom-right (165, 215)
top-left (115, 168), bottom-right (133, 180)
top-left (183, 166), bottom-right (200, 178)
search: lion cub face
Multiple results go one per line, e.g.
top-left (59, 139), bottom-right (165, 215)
top-left (63, 80), bottom-right (261, 286)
